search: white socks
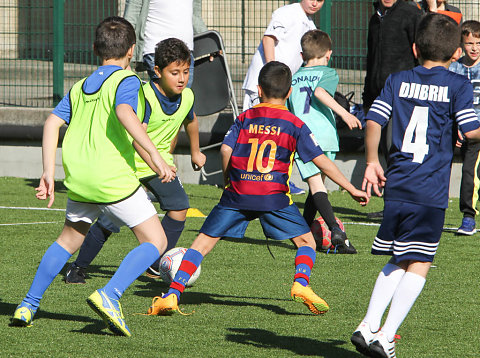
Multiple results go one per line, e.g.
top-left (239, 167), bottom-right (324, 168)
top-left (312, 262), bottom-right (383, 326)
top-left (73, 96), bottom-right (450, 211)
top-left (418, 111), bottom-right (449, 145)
top-left (382, 271), bottom-right (426, 341)
top-left (363, 263), bottom-right (406, 332)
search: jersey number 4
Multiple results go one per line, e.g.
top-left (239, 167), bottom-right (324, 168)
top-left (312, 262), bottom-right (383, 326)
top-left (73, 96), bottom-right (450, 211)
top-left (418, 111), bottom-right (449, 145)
top-left (401, 106), bottom-right (429, 164)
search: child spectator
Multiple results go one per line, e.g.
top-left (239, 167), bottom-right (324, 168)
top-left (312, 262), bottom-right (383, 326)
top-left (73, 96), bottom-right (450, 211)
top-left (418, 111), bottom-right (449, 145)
top-left (63, 38), bottom-right (206, 284)
top-left (449, 20), bottom-right (480, 235)
top-left (351, 14), bottom-right (480, 357)
top-left (10, 17), bottom-right (176, 336)
top-left (287, 29), bottom-right (362, 254)
top-left (146, 61), bottom-right (369, 317)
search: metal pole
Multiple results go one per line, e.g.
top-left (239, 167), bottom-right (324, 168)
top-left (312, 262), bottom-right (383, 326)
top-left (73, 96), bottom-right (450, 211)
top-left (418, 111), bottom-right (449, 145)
top-left (319, 0), bottom-right (332, 36)
top-left (53, 0), bottom-right (64, 106)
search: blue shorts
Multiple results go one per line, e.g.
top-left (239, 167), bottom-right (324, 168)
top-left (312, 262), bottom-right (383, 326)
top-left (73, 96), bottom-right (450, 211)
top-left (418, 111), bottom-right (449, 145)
top-left (199, 204), bottom-right (310, 240)
top-left (372, 200), bottom-right (445, 263)
top-left (295, 151), bottom-right (336, 181)
top-left (140, 175), bottom-right (189, 212)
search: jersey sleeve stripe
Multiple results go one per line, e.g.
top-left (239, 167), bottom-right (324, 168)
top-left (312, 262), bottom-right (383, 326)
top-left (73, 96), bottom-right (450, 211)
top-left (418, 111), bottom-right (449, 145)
top-left (373, 99), bottom-right (392, 111)
top-left (369, 107), bottom-right (390, 120)
top-left (456, 108), bottom-right (476, 117)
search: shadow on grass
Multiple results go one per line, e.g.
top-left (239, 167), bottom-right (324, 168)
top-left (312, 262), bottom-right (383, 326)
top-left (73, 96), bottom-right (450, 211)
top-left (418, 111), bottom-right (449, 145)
top-left (132, 289), bottom-right (312, 317)
top-left (23, 178), bottom-right (67, 193)
top-left (225, 328), bottom-right (362, 357)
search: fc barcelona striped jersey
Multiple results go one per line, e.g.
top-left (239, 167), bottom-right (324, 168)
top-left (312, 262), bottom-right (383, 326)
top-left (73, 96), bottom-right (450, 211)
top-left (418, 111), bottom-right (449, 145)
top-left (220, 103), bottom-right (323, 211)
top-left (367, 65), bottom-right (480, 208)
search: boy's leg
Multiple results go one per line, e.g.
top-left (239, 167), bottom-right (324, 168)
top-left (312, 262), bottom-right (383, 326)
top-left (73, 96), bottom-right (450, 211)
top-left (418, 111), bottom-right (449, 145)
top-left (307, 173), bottom-right (357, 254)
top-left (146, 210), bottom-right (187, 278)
top-left (147, 233), bottom-right (220, 315)
top-left (290, 233), bottom-right (329, 314)
top-left (65, 215), bottom-right (117, 284)
top-left (11, 220), bottom-right (90, 327)
top-left (458, 142), bottom-right (480, 235)
top-left (351, 259), bottom-right (406, 354)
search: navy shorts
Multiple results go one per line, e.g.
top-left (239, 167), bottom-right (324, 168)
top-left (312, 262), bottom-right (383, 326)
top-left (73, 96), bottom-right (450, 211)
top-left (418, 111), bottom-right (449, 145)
top-left (372, 200), bottom-right (445, 263)
top-left (199, 204), bottom-right (311, 240)
top-left (140, 175), bottom-right (189, 212)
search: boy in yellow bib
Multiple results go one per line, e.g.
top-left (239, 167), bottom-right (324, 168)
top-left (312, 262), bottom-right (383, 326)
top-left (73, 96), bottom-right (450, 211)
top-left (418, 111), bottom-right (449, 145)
top-left (10, 17), bottom-right (175, 337)
top-left (64, 38), bottom-right (205, 284)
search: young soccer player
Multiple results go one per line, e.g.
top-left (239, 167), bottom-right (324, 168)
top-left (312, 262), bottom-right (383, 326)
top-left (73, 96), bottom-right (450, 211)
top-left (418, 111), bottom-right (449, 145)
top-left (10, 16), bottom-right (176, 336)
top-left (351, 13), bottom-right (480, 357)
top-left (287, 29), bottom-right (362, 254)
top-left (145, 61), bottom-right (369, 316)
top-left (449, 21), bottom-right (480, 235)
top-left (63, 37), bottom-right (206, 284)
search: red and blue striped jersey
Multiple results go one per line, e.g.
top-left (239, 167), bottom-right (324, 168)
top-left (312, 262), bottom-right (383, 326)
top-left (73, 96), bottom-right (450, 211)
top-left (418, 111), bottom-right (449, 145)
top-left (220, 103), bottom-right (323, 211)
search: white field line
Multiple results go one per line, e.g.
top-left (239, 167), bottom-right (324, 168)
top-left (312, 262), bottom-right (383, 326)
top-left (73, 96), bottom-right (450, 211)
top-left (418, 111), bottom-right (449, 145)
top-left (0, 221), bottom-right (60, 226)
top-left (0, 206), bottom-right (459, 231)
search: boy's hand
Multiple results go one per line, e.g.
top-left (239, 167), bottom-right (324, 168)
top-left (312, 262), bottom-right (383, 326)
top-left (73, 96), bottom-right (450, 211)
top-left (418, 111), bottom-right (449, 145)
top-left (35, 174), bottom-right (55, 208)
top-left (362, 162), bottom-right (386, 197)
top-left (191, 151), bottom-right (206, 171)
top-left (348, 188), bottom-right (369, 206)
top-left (342, 112), bottom-right (363, 130)
top-left (456, 129), bottom-right (465, 148)
top-left (152, 155), bottom-right (176, 183)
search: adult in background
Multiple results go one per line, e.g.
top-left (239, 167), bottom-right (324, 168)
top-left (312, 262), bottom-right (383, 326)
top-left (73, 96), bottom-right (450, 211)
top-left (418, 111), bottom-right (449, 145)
top-left (363, 0), bottom-right (421, 218)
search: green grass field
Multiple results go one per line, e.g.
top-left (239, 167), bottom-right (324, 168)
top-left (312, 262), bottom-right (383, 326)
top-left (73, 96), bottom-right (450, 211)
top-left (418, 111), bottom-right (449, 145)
top-left (1, 176), bottom-right (479, 357)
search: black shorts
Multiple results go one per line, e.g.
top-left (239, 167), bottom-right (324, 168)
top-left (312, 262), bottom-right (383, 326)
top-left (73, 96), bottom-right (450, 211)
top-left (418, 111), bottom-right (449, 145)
top-left (140, 175), bottom-right (189, 212)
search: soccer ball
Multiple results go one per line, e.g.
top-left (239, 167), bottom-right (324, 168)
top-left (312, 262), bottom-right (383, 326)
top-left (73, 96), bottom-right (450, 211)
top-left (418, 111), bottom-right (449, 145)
top-left (310, 217), bottom-right (344, 251)
top-left (159, 247), bottom-right (201, 287)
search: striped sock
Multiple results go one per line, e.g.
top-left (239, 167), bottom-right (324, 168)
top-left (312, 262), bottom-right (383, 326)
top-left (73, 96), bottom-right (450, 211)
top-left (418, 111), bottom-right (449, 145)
top-left (166, 248), bottom-right (203, 300)
top-left (294, 246), bottom-right (316, 287)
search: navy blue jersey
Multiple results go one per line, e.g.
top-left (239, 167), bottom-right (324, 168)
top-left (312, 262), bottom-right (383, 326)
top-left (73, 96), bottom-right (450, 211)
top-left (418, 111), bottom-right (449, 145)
top-left (367, 66), bottom-right (480, 208)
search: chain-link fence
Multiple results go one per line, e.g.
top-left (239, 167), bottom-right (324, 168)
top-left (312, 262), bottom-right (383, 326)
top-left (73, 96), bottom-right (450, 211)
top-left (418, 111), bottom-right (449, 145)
top-left (0, 0), bottom-right (478, 108)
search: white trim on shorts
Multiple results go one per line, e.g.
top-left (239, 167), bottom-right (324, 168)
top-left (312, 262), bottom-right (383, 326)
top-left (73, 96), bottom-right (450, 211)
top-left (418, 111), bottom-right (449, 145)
top-left (66, 187), bottom-right (157, 229)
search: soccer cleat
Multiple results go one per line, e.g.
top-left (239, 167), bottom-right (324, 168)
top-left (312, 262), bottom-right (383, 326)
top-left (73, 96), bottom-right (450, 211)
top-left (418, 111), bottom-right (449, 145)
top-left (370, 331), bottom-right (396, 358)
top-left (457, 217), bottom-right (476, 236)
top-left (145, 265), bottom-right (161, 279)
top-left (10, 302), bottom-right (37, 327)
top-left (146, 293), bottom-right (187, 316)
top-left (64, 263), bottom-right (86, 284)
top-left (290, 282), bottom-right (329, 315)
top-left (351, 321), bottom-right (378, 356)
top-left (86, 289), bottom-right (131, 337)
top-left (331, 227), bottom-right (357, 254)
top-left (289, 181), bottom-right (306, 195)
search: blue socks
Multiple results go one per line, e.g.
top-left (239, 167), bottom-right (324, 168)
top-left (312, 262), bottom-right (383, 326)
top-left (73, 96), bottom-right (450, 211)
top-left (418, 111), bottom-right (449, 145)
top-left (23, 242), bottom-right (72, 309)
top-left (149, 215), bottom-right (185, 269)
top-left (167, 248), bottom-right (204, 300)
top-left (102, 242), bottom-right (159, 300)
top-left (294, 246), bottom-right (316, 287)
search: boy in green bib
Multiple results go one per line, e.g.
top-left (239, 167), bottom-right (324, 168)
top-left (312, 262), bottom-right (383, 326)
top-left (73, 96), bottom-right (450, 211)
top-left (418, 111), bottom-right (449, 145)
top-left (64, 38), bottom-right (206, 284)
top-left (10, 16), bottom-right (175, 337)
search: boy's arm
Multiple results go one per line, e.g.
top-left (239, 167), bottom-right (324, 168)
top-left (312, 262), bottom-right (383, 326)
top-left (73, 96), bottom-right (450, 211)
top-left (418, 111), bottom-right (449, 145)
top-left (363, 120), bottom-right (386, 197)
top-left (132, 122), bottom-right (177, 174)
top-left (262, 35), bottom-right (276, 63)
top-left (184, 112), bottom-right (206, 171)
top-left (311, 154), bottom-right (368, 205)
top-left (116, 103), bottom-right (175, 182)
top-left (314, 87), bottom-right (362, 130)
top-left (36, 114), bottom-right (65, 207)
top-left (220, 144), bottom-right (233, 188)
top-left (464, 127), bottom-right (480, 141)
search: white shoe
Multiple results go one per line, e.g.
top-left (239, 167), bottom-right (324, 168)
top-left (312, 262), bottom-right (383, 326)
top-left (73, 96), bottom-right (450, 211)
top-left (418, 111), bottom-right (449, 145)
top-left (351, 321), bottom-right (378, 356)
top-left (370, 331), bottom-right (396, 358)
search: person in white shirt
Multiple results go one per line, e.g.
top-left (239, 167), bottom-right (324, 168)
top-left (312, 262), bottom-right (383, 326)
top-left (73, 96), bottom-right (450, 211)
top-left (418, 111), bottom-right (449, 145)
top-left (242, 0), bottom-right (324, 111)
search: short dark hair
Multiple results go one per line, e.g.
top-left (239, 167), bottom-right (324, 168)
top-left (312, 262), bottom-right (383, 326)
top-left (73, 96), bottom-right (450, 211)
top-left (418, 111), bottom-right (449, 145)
top-left (94, 16), bottom-right (136, 60)
top-left (415, 13), bottom-right (461, 62)
top-left (258, 61), bottom-right (292, 100)
top-left (461, 20), bottom-right (480, 39)
top-left (154, 38), bottom-right (191, 71)
top-left (301, 30), bottom-right (332, 61)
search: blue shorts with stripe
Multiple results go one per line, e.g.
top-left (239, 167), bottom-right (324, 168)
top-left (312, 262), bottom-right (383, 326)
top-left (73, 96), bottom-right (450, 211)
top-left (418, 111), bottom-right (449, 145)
top-left (199, 204), bottom-right (311, 240)
top-left (372, 200), bottom-right (445, 263)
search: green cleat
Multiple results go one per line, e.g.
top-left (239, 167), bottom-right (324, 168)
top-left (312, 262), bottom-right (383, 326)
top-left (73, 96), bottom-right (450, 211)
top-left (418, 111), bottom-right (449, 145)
top-left (86, 289), bottom-right (131, 337)
top-left (10, 302), bottom-right (37, 327)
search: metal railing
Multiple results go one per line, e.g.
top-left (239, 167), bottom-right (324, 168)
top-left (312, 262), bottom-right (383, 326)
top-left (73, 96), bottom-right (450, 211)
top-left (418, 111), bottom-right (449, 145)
top-left (0, 0), bottom-right (478, 108)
